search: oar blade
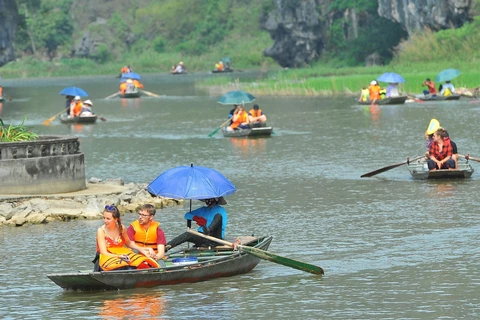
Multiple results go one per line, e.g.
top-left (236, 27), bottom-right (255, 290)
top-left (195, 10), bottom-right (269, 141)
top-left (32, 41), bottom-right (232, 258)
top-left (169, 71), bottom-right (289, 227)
top-left (361, 156), bottom-right (424, 178)
top-left (240, 245), bottom-right (324, 275)
top-left (42, 116), bottom-right (57, 126)
top-left (208, 127), bottom-right (221, 137)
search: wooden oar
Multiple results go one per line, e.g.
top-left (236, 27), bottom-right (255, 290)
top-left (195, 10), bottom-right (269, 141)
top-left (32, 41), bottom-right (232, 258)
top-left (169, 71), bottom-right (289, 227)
top-left (361, 155), bottom-right (425, 178)
top-left (187, 229), bottom-right (324, 275)
top-left (140, 89), bottom-right (161, 98)
top-left (208, 118), bottom-right (231, 137)
top-left (105, 92), bottom-right (120, 100)
top-left (458, 154), bottom-right (480, 163)
top-left (42, 109), bottom-right (66, 126)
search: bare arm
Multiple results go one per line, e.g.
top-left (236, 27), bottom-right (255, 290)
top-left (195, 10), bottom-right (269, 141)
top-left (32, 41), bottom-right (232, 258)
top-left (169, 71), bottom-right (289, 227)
top-left (96, 227), bottom-right (117, 258)
top-left (122, 227), bottom-right (155, 257)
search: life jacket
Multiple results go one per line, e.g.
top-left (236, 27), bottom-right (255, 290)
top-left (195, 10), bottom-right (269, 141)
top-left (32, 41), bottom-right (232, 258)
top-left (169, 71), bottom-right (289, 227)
top-left (249, 109), bottom-right (262, 117)
top-left (130, 220), bottom-right (160, 252)
top-left (0, 86), bottom-right (3, 97)
top-left (133, 80), bottom-right (144, 88)
top-left (120, 83), bottom-right (127, 94)
top-left (230, 111), bottom-right (248, 129)
top-left (369, 85), bottom-right (381, 100)
top-left (443, 88), bottom-right (452, 96)
top-left (120, 67), bottom-right (129, 73)
top-left (72, 101), bottom-right (82, 117)
top-left (98, 247), bottom-right (160, 271)
top-left (360, 89), bottom-right (369, 101)
top-left (379, 88), bottom-right (386, 99)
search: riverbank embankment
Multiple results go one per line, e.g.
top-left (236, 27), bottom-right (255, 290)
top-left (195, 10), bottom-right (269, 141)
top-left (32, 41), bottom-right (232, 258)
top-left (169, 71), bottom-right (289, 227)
top-left (0, 177), bottom-right (181, 227)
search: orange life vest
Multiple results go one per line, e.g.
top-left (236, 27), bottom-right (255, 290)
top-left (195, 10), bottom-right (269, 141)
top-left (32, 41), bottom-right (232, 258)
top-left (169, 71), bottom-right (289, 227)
top-left (98, 246), bottom-right (160, 271)
top-left (120, 82), bottom-right (127, 94)
top-left (73, 101), bottom-right (82, 117)
top-left (130, 220), bottom-right (160, 252)
top-left (231, 111), bottom-right (248, 129)
top-left (133, 80), bottom-right (144, 88)
top-left (369, 85), bottom-right (381, 100)
top-left (0, 86), bottom-right (3, 97)
top-left (249, 109), bottom-right (262, 117)
top-left (120, 67), bottom-right (129, 73)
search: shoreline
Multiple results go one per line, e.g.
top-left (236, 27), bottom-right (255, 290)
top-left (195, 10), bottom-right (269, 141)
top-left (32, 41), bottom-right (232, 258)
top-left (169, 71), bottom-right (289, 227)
top-left (0, 177), bottom-right (181, 227)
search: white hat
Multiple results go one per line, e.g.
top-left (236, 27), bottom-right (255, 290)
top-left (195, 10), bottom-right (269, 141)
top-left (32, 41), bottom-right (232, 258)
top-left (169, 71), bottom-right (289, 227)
top-left (370, 80), bottom-right (377, 85)
top-left (83, 99), bottom-right (93, 106)
top-left (74, 95), bottom-right (81, 100)
top-left (126, 79), bottom-right (133, 83)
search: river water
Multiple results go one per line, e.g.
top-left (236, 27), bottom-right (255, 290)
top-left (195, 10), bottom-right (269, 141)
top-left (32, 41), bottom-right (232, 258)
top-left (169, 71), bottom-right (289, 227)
top-left (1, 73), bottom-right (479, 319)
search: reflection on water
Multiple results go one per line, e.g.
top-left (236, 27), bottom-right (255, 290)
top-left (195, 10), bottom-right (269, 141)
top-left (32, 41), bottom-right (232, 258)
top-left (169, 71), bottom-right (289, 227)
top-left (121, 97), bottom-right (141, 109)
top-left (229, 137), bottom-right (268, 158)
top-left (98, 292), bottom-right (167, 319)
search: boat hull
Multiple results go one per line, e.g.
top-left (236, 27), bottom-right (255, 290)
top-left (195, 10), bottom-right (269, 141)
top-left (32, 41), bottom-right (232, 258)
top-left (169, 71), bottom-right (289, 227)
top-left (211, 69), bottom-right (233, 73)
top-left (60, 115), bottom-right (98, 124)
top-left (222, 125), bottom-right (273, 138)
top-left (407, 158), bottom-right (474, 180)
top-left (358, 96), bottom-right (408, 105)
top-left (47, 236), bottom-right (272, 291)
top-left (416, 94), bottom-right (461, 101)
top-left (120, 91), bottom-right (140, 98)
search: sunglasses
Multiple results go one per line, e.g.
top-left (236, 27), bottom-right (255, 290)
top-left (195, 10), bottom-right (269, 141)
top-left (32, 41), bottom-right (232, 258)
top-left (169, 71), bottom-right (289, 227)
top-left (105, 205), bottom-right (117, 211)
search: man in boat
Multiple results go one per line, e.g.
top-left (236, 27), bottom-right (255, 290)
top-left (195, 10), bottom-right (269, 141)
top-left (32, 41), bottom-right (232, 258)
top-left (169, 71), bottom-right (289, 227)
top-left (422, 78), bottom-right (437, 96)
top-left (80, 100), bottom-right (94, 116)
top-left (440, 81), bottom-right (456, 96)
top-left (386, 83), bottom-right (399, 98)
top-left (369, 80), bottom-right (381, 102)
top-left (165, 197), bottom-right (228, 251)
top-left (227, 105), bottom-right (250, 131)
top-left (171, 61), bottom-right (185, 74)
top-left (69, 96), bottom-right (83, 118)
top-left (427, 128), bottom-right (456, 171)
top-left (65, 95), bottom-right (74, 116)
top-left (248, 104), bottom-right (267, 126)
top-left (214, 61), bottom-right (224, 71)
top-left (127, 204), bottom-right (167, 260)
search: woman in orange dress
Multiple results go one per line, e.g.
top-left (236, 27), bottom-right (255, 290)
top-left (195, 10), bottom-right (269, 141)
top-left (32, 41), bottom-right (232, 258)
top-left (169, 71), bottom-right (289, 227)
top-left (95, 205), bottom-right (160, 271)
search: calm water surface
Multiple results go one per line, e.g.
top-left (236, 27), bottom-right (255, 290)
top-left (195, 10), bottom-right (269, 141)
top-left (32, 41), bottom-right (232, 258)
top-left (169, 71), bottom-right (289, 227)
top-left (1, 74), bottom-right (479, 319)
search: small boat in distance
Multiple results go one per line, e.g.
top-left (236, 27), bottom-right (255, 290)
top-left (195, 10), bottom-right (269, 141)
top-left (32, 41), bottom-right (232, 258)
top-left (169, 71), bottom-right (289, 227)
top-left (222, 125), bottom-right (273, 138)
top-left (407, 157), bottom-right (474, 180)
top-left (60, 114), bottom-right (98, 124)
top-left (415, 94), bottom-right (461, 101)
top-left (211, 68), bottom-right (234, 73)
top-left (357, 96), bottom-right (408, 105)
top-left (47, 235), bottom-right (272, 291)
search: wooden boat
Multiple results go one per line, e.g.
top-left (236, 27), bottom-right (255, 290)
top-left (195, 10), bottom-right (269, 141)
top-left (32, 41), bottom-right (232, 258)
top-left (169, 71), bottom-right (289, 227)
top-left (47, 235), bottom-right (272, 291)
top-left (358, 96), bottom-right (408, 105)
top-left (222, 124), bottom-right (273, 138)
top-left (120, 89), bottom-right (140, 98)
top-left (415, 94), bottom-right (461, 101)
top-left (60, 114), bottom-right (98, 124)
top-left (211, 68), bottom-right (233, 73)
top-left (407, 157), bottom-right (474, 180)
top-left (171, 71), bottom-right (188, 75)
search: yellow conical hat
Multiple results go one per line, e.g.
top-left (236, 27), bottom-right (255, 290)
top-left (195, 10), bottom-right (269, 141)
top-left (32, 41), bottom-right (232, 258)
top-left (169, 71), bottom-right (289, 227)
top-left (426, 118), bottom-right (440, 135)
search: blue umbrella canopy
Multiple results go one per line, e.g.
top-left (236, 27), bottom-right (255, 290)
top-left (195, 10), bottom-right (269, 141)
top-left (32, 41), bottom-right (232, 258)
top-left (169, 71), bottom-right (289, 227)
top-left (121, 72), bottom-right (141, 80)
top-left (217, 90), bottom-right (255, 105)
top-left (435, 69), bottom-right (460, 83)
top-left (59, 87), bottom-right (88, 97)
top-left (147, 164), bottom-right (236, 200)
top-left (377, 72), bottom-right (405, 83)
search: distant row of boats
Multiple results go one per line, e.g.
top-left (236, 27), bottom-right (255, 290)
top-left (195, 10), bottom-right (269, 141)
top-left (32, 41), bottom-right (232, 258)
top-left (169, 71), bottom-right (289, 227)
top-left (357, 94), bottom-right (467, 105)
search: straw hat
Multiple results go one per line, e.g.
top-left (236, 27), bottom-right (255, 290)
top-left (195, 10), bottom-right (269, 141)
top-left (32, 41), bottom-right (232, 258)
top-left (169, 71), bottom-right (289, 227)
top-left (83, 100), bottom-right (93, 106)
top-left (126, 79), bottom-right (133, 83)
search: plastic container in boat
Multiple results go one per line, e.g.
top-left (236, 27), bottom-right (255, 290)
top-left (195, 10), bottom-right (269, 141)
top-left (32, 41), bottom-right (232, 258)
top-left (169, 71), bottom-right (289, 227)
top-left (172, 257), bottom-right (198, 265)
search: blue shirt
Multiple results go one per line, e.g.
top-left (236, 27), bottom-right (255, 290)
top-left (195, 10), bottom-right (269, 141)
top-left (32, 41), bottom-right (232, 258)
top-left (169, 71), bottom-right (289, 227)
top-left (184, 205), bottom-right (227, 239)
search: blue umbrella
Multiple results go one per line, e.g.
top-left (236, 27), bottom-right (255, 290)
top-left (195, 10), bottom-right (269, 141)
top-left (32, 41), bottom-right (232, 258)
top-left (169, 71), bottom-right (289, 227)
top-left (59, 87), bottom-right (88, 97)
top-left (121, 72), bottom-right (141, 80)
top-left (218, 90), bottom-right (255, 105)
top-left (377, 72), bottom-right (406, 83)
top-left (147, 164), bottom-right (236, 200)
top-left (435, 68), bottom-right (460, 83)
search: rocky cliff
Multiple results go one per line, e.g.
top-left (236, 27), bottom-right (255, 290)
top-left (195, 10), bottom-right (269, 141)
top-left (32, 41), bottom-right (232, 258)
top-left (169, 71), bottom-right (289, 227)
top-left (263, 0), bottom-right (473, 68)
top-left (378, 0), bottom-right (472, 34)
top-left (0, 0), bottom-right (18, 66)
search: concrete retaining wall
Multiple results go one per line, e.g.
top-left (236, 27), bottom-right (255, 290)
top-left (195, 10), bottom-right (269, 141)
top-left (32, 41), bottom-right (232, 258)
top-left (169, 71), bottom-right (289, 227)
top-left (0, 135), bottom-right (86, 194)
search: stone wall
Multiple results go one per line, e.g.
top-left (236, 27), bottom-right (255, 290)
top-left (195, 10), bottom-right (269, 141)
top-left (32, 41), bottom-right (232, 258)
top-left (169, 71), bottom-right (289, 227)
top-left (0, 136), bottom-right (86, 194)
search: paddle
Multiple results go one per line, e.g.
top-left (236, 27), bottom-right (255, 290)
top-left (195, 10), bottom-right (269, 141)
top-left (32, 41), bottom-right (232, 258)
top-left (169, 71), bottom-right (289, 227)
top-left (459, 154), bottom-right (480, 163)
top-left (208, 118), bottom-right (232, 137)
top-left (361, 155), bottom-right (425, 178)
top-left (105, 92), bottom-right (120, 99)
top-left (187, 229), bottom-right (324, 275)
top-left (140, 89), bottom-right (161, 98)
top-left (407, 95), bottom-right (424, 103)
top-left (42, 109), bottom-right (67, 126)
